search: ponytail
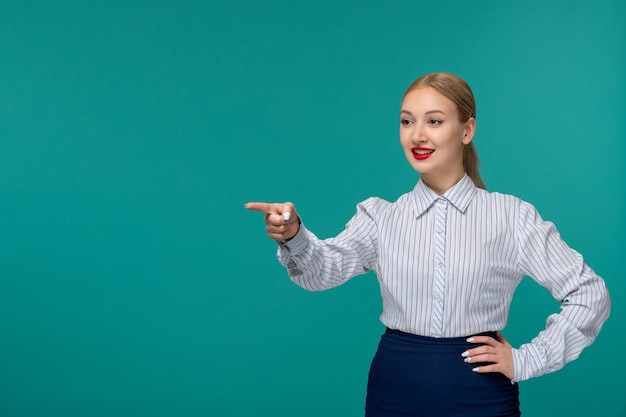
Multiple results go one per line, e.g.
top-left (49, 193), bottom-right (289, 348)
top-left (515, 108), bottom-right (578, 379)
top-left (463, 142), bottom-right (486, 190)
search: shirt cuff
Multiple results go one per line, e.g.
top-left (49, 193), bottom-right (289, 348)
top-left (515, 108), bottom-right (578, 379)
top-left (511, 342), bottom-right (547, 382)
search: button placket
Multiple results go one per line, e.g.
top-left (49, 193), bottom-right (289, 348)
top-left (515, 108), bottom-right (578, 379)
top-left (432, 197), bottom-right (448, 338)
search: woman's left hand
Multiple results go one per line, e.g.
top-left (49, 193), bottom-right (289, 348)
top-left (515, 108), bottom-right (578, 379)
top-left (461, 332), bottom-right (515, 380)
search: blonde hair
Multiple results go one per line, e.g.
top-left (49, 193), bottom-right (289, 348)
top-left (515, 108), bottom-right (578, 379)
top-left (403, 72), bottom-right (486, 190)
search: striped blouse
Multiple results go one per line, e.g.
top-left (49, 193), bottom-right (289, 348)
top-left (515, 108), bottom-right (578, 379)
top-left (276, 174), bottom-right (611, 382)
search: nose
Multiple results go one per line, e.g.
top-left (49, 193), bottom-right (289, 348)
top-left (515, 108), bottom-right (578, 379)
top-left (411, 122), bottom-right (427, 145)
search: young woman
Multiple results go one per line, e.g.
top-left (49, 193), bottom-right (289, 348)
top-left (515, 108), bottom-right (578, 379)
top-left (245, 72), bottom-right (611, 417)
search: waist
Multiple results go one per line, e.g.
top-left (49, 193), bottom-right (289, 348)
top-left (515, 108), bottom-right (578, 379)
top-left (385, 327), bottom-right (498, 346)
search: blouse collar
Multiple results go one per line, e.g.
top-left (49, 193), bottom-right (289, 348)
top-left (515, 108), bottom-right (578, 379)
top-left (412, 174), bottom-right (477, 218)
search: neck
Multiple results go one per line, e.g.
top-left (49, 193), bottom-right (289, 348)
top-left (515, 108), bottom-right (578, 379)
top-left (421, 171), bottom-right (465, 195)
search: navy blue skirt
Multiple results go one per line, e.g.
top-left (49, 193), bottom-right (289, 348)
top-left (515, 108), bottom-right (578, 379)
top-left (365, 329), bottom-right (520, 417)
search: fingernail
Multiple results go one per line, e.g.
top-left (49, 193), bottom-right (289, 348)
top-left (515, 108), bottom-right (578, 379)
top-left (283, 212), bottom-right (291, 221)
top-left (461, 351), bottom-right (469, 357)
top-left (466, 337), bottom-right (474, 343)
top-left (472, 367), bottom-right (479, 372)
top-left (464, 357), bottom-right (472, 363)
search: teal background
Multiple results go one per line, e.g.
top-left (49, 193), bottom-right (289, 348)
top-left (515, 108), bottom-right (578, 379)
top-left (1, 1), bottom-right (624, 416)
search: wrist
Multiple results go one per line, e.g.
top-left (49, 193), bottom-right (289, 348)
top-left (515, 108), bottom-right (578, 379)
top-left (280, 216), bottom-right (301, 244)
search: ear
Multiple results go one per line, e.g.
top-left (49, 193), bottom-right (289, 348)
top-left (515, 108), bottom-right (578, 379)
top-left (462, 117), bottom-right (476, 145)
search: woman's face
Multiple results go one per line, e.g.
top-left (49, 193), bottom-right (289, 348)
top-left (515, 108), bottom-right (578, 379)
top-left (399, 87), bottom-right (475, 193)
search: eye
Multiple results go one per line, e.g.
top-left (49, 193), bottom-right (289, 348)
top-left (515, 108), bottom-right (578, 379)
top-left (428, 119), bottom-right (443, 125)
top-left (400, 118), bottom-right (414, 126)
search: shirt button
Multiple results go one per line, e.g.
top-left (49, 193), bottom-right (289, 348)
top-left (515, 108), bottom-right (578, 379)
top-left (434, 332), bottom-right (441, 338)
top-left (438, 262), bottom-right (444, 268)
top-left (436, 296), bottom-right (443, 304)
top-left (437, 228), bottom-right (443, 234)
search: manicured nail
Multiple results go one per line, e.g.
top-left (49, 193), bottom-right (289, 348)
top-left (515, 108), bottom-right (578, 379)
top-left (461, 351), bottom-right (469, 357)
top-left (466, 337), bottom-right (474, 343)
top-left (464, 357), bottom-right (472, 363)
top-left (283, 212), bottom-right (291, 221)
top-left (472, 367), bottom-right (479, 372)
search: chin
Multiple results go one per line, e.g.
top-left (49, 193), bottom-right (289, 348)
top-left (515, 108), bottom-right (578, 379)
top-left (408, 162), bottom-right (426, 174)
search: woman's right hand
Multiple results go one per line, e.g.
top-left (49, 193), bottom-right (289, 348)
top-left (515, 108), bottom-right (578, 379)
top-left (245, 202), bottom-right (300, 242)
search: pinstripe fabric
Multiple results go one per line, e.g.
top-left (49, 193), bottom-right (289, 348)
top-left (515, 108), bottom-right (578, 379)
top-left (277, 175), bottom-right (610, 382)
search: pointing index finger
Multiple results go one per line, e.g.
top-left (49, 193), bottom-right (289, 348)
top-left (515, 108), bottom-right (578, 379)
top-left (245, 202), bottom-right (274, 214)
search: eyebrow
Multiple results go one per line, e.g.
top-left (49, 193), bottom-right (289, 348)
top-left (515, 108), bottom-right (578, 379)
top-left (400, 109), bottom-right (447, 116)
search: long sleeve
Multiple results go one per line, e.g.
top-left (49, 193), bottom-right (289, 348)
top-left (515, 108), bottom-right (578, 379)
top-left (276, 198), bottom-right (381, 291)
top-left (511, 202), bottom-right (611, 382)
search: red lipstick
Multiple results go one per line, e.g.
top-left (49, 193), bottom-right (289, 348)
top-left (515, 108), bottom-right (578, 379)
top-left (412, 147), bottom-right (434, 160)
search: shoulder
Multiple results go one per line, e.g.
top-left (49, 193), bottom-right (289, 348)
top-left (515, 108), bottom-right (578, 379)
top-left (355, 192), bottom-right (412, 221)
top-left (473, 188), bottom-right (526, 210)
top-left (357, 196), bottom-right (393, 217)
top-left (473, 188), bottom-right (549, 226)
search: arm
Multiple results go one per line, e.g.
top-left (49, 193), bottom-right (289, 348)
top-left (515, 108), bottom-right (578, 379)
top-left (247, 200), bottom-right (380, 291)
top-left (511, 202), bottom-right (611, 382)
